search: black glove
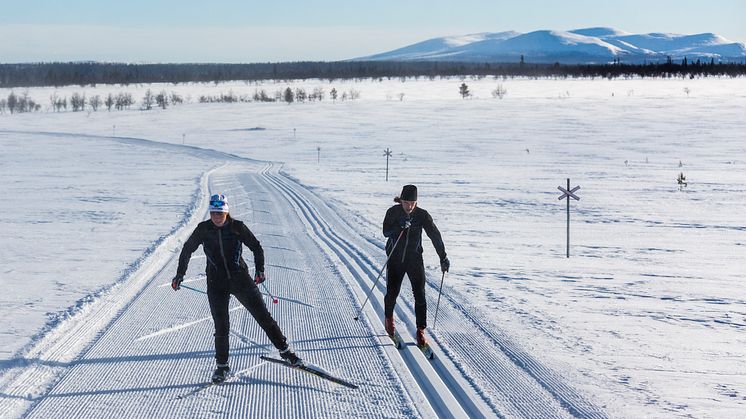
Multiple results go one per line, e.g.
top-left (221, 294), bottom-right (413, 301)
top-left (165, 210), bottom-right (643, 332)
top-left (440, 257), bottom-right (450, 273)
top-left (254, 271), bottom-right (266, 285)
top-left (171, 274), bottom-right (184, 290)
top-left (399, 217), bottom-right (412, 229)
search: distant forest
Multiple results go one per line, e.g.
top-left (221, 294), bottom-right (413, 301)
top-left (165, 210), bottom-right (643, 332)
top-left (1, 59), bottom-right (745, 88)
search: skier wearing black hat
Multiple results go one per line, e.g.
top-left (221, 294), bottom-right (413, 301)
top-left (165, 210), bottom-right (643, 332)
top-left (382, 185), bottom-right (449, 348)
top-left (171, 193), bottom-right (302, 384)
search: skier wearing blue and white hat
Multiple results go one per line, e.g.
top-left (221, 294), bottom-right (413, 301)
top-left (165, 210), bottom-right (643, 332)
top-left (172, 193), bottom-right (302, 383)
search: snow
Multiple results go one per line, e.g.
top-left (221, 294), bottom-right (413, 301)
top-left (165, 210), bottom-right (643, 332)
top-left (1, 76), bottom-right (745, 418)
top-left (482, 30), bottom-right (626, 55)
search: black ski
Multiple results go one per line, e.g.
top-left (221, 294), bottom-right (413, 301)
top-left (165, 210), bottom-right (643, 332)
top-left (391, 331), bottom-right (433, 359)
top-left (419, 343), bottom-right (435, 360)
top-left (260, 356), bottom-right (359, 389)
top-left (175, 365), bottom-right (259, 399)
top-left (175, 379), bottom-right (223, 400)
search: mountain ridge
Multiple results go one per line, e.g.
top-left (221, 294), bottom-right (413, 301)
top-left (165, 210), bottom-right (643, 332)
top-left (357, 27), bottom-right (746, 64)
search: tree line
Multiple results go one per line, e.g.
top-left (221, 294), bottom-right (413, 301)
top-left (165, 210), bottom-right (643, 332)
top-left (0, 86), bottom-right (364, 114)
top-left (0, 59), bottom-right (744, 88)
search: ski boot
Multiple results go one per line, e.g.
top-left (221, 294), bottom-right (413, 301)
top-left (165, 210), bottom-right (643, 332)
top-left (385, 316), bottom-right (396, 337)
top-left (280, 346), bottom-right (303, 366)
top-left (416, 327), bottom-right (428, 347)
top-left (386, 316), bottom-right (403, 349)
top-left (417, 327), bottom-right (434, 359)
top-left (211, 363), bottom-right (230, 384)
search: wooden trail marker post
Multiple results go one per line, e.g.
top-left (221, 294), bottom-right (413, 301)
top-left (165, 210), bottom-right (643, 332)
top-left (383, 148), bottom-right (392, 181)
top-left (557, 178), bottom-right (581, 258)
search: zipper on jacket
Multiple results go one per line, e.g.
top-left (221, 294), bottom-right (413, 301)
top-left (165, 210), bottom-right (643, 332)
top-left (218, 229), bottom-right (232, 279)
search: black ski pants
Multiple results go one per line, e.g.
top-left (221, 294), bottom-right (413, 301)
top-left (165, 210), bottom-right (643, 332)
top-left (384, 255), bottom-right (427, 329)
top-left (207, 269), bottom-right (287, 365)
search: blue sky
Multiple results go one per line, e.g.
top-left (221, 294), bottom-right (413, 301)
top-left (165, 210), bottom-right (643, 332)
top-left (1, 0), bottom-right (744, 62)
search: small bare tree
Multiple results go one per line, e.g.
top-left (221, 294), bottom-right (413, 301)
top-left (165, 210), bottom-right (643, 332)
top-left (283, 87), bottom-right (294, 103)
top-left (459, 82), bottom-right (470, 99)
top-left (169, 92), bottom-right (183, 105)
top-left (312, 87), bottom-right (325, 101)
top-left (491, 84), bottom-right (507, 99)
top-left (88, 95), bottom-right (101, 111)
top-left (677, 172), bottom-right (687, 190)
top-left (295, 88), bottom-right (307, 102)
top-left (155, 90), bottom-right (168, 109)
top-left (105, 93), bottom-right (114, 111)
top-left (347, 88), bottom-right (361, 100)
top-left (7, 92), bottom-right (17, 114)
top-left (70, 92), bottom-right (86, 112)
top-left (142, 89), bottom-right (154, 110)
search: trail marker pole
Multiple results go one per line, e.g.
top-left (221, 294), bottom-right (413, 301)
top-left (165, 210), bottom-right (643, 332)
top-left (317, 146), bottom-right (321, 164)
top-left (383, 148), bottom-right (392, 181)
top-left (557, 178), bottom-right (580, 258)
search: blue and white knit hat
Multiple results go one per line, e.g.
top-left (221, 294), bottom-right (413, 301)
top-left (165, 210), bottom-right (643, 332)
top-left (209, 194), bottom-right (229, 213)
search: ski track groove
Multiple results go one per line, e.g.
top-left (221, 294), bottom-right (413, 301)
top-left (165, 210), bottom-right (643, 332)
top-left (261, 166), bottom-right (495, 417)
top-left (255, 166), bottom-right (442, 418)
top-left (261, 164), bottom-right (607, 419)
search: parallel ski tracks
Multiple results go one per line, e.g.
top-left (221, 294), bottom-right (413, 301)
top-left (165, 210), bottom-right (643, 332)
top-left (262, 166), bottom-right (488, 418)
top-left (0, 134), bottom-right (607, 418)
top-left (261, 164), bottom-right (607, 419)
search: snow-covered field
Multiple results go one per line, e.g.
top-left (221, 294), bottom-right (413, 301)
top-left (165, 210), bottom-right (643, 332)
top-left (1, 76), bottom-right (745, 418)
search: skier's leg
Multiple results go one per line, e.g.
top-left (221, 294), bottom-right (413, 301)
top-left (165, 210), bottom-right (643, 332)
top-left (207, 285), bottom-right (231, 365)
top-left (407, 259), bottom-right (427, 330)
top-left (231, 275), bottom-right (288, 350)
top-left (384, 262), bottom-right (406, 319)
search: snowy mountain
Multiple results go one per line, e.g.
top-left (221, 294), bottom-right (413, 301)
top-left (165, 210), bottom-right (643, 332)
top-left (357, 27), bottom-right (746, 63)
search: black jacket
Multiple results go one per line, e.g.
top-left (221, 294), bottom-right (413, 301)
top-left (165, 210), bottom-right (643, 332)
top-left (177, 218), bottom-right (264, 280)
top-left (383, 205), bottom-right (446, 263)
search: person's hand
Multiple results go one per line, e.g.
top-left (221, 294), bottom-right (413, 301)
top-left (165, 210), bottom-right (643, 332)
top-left (440, 257), bottom-right (450, 273)
top-left (171, 274), bottom-right (184, 290)
top-left (254, 271), bottom-right (266, 285)
top-left (399, 217), bottom-right (412, 229)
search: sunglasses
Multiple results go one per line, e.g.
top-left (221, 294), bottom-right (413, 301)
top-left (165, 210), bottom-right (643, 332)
top-left (210, 201), bottom-right (226, 207)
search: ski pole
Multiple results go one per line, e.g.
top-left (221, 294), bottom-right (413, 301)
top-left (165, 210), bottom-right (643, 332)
top-left (261, 282), bottom-right (279, 304)
top-left (180, 284), bottom-right (207, 294)
top-left (353, 229), bottom-right (405, 321)
top-left (432, 271), bottom-right (446, 329)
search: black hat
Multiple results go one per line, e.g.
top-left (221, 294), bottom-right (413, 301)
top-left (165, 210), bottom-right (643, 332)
top-left (400, 184), bottom-right (418, 201)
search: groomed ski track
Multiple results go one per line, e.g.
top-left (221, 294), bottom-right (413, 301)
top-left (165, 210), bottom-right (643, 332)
top-left (0, 133), bottom-right (606, 418)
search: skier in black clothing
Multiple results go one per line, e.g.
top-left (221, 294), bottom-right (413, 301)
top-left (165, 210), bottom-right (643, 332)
top-left (171, 194), bottom-right (302, 383)
top-left (382, 185), bottom-right (449, 347)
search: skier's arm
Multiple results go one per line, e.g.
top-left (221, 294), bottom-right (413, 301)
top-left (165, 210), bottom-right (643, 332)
top-left (176, 226), bottom-right (203, 276)
top-left (423, 211), bottom-right (447, 260)
top-left (237, 222), bottom-right (265, 273)
top-left (382, 207), bottom-right (402, 239)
